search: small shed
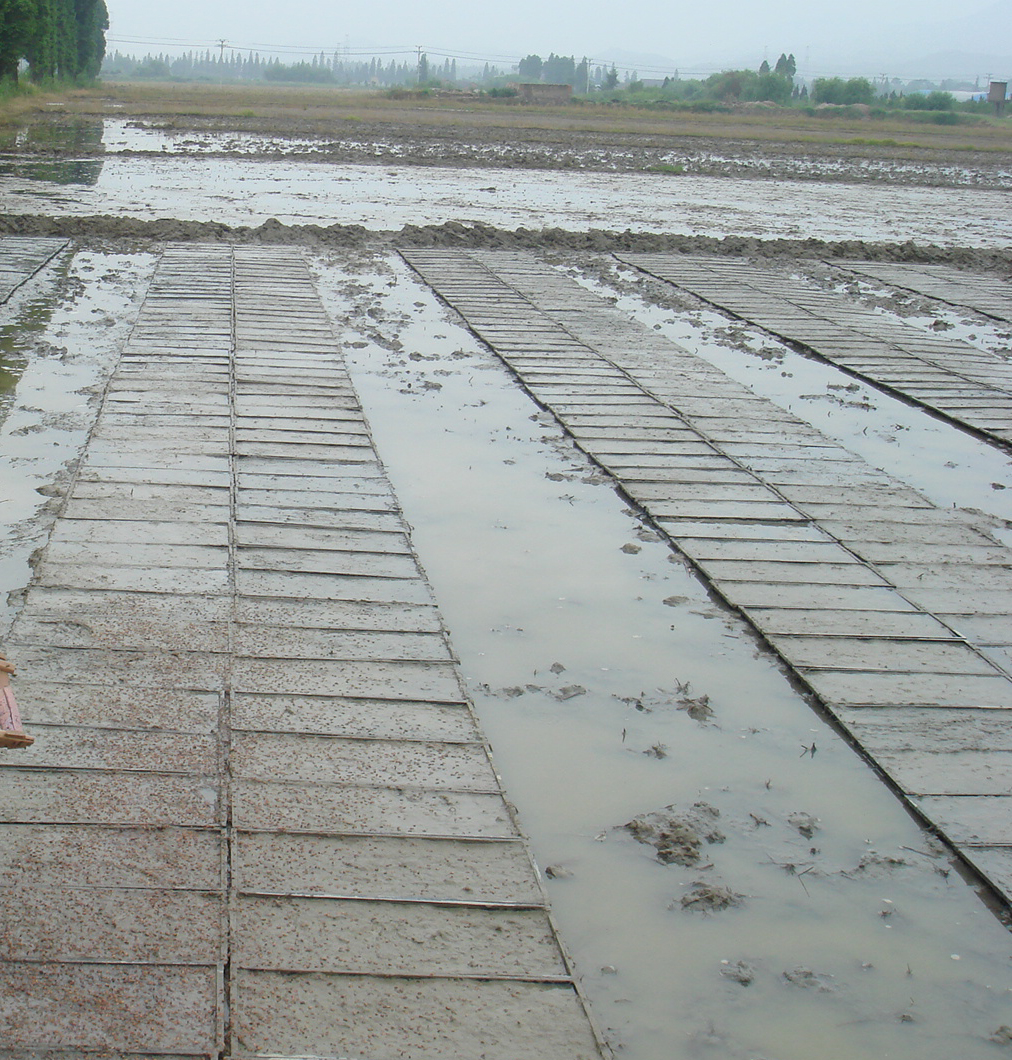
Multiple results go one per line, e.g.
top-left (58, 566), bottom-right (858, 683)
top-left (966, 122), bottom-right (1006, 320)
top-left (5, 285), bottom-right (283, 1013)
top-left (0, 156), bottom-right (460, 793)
top-left (516, 83), bottom-right (573, 104)
top-left (988, 80), bottom-right (1007, 115)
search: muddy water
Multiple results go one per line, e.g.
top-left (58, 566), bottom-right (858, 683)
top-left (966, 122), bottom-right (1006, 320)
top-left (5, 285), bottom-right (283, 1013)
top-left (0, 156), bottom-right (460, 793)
top-left (101, 119), bottom-right (341, 157)
top-left (315, 250), bottom-right (1012, 1060)
top-left (0, 249), bottom-right (155, 633)
top-left (1, 147), bottom-right (1010, 245)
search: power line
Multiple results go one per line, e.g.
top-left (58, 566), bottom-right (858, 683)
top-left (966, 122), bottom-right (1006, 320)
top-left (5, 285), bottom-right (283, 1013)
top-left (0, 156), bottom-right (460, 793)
top-left (104, 36), bottom-right (999, 83)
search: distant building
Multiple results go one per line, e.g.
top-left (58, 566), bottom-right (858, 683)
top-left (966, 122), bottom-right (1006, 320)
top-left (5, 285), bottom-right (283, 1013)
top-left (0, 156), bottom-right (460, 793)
top-left (988, 80), bottom-right (1008, 114)
top-left (988, 80), bottom-right (1008, 102)
top-left (516, 82), bottom-right (573, 104)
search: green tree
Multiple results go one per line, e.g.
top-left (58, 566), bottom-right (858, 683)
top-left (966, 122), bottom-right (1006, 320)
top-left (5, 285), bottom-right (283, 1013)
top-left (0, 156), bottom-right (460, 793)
top-left (28, 0), bottom-right (71, 80)
top-left (27, 0), bottom-right (107, 81)
top-left (706, 68), bottom-right (792, 103)
top-left (708, 68), bottom-right (745, 100)
top-left (755, 70), bottom-right (792, 103)
top-left (518, 53), bottom-right (542, 80)
top-left (811, 76), bottom-right (874, 105)
top-left (135, 55), bottom-right (170, 79)
top-left (0, 0), bottom-right (36, 81)
top-left (774, 52), bottom-right (797, 78)
top-left (74, 0), bottom-right (108, 79)
top-left (604, 63), bottom-right (618, 89)
top-left (905, 90), bottom-right (954, 110)
top-left (576, 55), bottom-right (589, 92)
top-left (542, 53), bottom-right (576, 84)
top-left (759, 59), bottom-right (770, 74)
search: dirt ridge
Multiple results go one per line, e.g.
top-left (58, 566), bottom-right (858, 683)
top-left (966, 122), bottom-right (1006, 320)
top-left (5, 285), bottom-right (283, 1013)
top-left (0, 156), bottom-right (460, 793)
top-left (0, 213), bottom-right (1008, 271)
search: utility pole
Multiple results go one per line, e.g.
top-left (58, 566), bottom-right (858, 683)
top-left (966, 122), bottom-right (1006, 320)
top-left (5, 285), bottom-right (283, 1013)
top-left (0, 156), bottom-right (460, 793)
top-left (216, 39), bottom-right (228, 85)
top-left (417, 45), bottom-right (422, 84)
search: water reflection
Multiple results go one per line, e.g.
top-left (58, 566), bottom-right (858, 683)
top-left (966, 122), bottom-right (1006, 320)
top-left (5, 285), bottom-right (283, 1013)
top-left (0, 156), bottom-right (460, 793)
top-left (0, 258), bottom-right (68, 417)
top-left (0, 119), bottom-right (105, 186)
top-left (0, 363), bottom-right (17, 398)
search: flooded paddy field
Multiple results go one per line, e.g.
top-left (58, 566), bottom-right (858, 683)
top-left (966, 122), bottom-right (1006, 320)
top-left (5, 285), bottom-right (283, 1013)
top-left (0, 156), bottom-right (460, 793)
top-left (0, 134), bottom-right (1009, 247)
top-left (0, 105), bottom-right (1011, 1059)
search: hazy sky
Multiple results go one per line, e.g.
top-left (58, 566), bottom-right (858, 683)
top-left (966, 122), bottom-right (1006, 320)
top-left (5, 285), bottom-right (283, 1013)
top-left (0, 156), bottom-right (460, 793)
top-left (107, 0), bottom-right (1006, 76)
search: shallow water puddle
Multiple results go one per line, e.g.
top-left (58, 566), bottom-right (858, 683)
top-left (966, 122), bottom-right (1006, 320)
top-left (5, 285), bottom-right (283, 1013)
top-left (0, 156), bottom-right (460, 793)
top-left (0, 249), bottom-right (155, 634)
top-left (315, 251), bottom-right (1012, 1060)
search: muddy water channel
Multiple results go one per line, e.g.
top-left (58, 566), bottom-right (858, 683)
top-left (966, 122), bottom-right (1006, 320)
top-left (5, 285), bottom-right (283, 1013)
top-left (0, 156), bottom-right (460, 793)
top-left (311, 250), bottom-right (1012, 1060)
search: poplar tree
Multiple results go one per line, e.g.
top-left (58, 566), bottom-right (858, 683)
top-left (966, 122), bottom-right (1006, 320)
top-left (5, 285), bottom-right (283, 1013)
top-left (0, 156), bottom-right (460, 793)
top-left (74, 0), bottom-right (108, 78)
top-left (27, 0), bottom-right (107, 80)
top-left (0, 0), bottom-right (36, 81)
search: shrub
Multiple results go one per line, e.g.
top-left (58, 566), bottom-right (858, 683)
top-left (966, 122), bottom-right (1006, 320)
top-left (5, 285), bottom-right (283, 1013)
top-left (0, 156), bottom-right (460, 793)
top-left (904, 90), bottom-right (955, 110)
top-left (812, 77), bottom-right (874, 105)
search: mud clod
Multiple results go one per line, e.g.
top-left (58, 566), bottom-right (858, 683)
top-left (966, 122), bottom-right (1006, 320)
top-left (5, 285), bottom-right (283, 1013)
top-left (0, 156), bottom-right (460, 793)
top-left (783, 967), bottom-right (836, 992)
top-left (625, 801), bottom-right (726, 865)
top-left (788, 811), bottom-right (821, 839)
top-left (679, 882), bottom-right (745, 913)
top-left (990, 1026), bottom-right (1012, 1047)
top-left (677, 694), bottom-right (713, 723)
top-left (720, 960), bottom-right (756, 986)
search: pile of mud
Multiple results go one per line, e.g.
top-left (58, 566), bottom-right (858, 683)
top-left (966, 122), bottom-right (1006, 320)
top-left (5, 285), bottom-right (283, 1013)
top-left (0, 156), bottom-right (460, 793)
top-left (0, 213), bottom-right (1008, 271)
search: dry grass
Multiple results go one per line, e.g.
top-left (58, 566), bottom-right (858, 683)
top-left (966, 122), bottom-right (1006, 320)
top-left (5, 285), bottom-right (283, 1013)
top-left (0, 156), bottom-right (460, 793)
top-left (4, 80), bottom-right (1012, 154)
top-left (0, 85), bottom-right (97, 127)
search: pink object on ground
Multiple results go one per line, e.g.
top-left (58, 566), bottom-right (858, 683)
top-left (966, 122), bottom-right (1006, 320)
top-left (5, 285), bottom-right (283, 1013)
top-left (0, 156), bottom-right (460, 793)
top-left (0, 668), bottom-right (33, 748)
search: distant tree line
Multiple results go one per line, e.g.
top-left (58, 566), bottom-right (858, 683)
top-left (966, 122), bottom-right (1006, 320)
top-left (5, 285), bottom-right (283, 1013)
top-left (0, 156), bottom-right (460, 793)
top-left (103, 49), bottom-right (493, 88)
top-left (518, 53), bottom-right (591, 88)
top-left (0, 0), bottom-right (108, 83)
top-left (98, 44), bottom-right (991, 117)
top-left (599, 54), bottom-right (980, 116)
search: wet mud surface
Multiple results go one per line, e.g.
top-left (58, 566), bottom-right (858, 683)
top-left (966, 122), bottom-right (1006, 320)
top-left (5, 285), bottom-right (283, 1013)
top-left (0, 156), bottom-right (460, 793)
top-left (0, 119), bottom-right (1011, 256)
top-left (1, 110), bottom-right (1011, 1060)
top-left (9, 115), bottom-right (1012, 188)
top-left (0, 157), bottom-right (1009, 251)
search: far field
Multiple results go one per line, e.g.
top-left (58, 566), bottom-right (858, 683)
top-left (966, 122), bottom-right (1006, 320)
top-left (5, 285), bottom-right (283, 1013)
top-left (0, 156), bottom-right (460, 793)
top-left (3, 81), bottom-right (1012, 159)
